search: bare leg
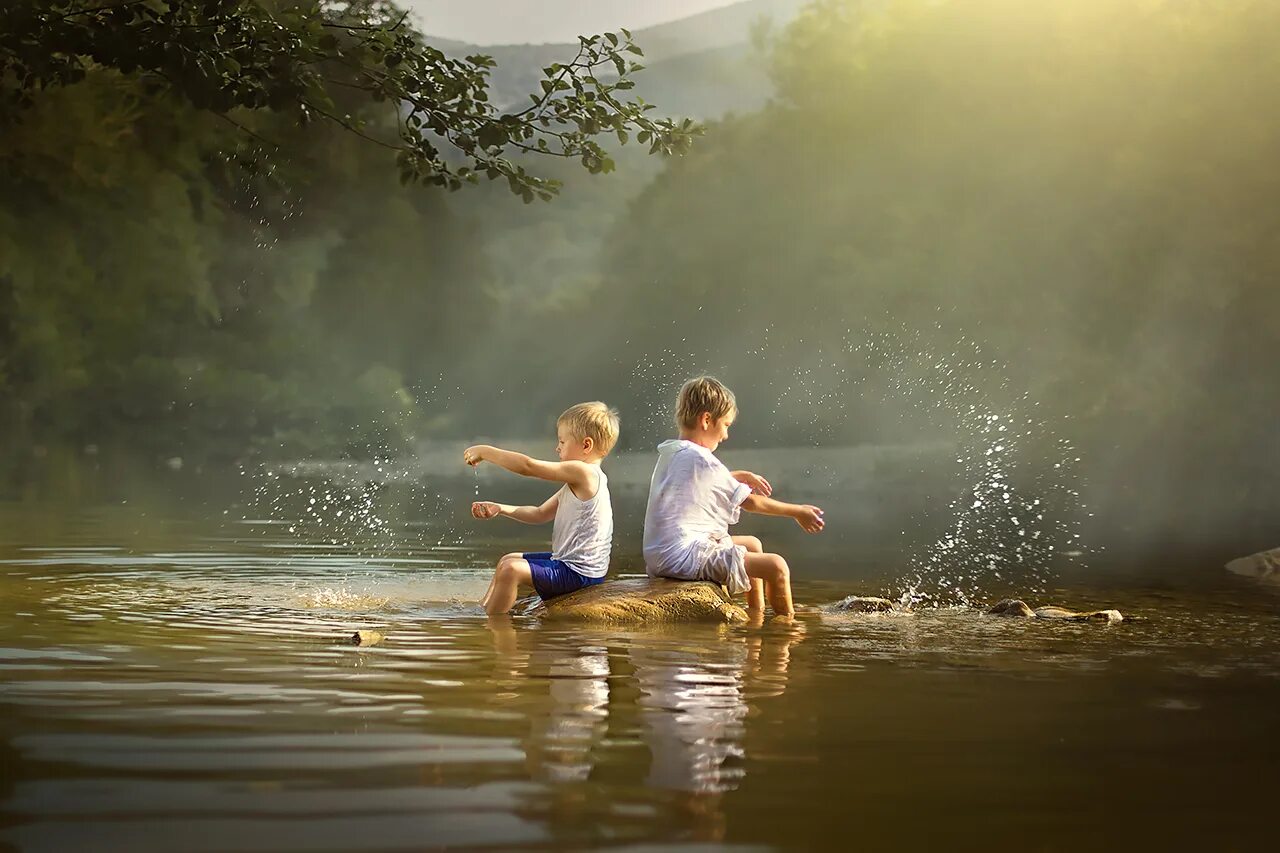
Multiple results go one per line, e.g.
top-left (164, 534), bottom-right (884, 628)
top-left (485, 554), bottom-right (535, 615)
top-left (732, 535), bottom-right (766, 612)
top-left (743, 552), bottom-right (793, 617)
top-left (481, 552), bottom-right (524, 609)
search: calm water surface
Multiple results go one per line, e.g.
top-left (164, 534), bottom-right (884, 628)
top-left (1, 495), bottom-right (1277, 851)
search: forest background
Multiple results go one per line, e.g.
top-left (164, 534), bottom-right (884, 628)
top-left (2, 0), bottom-right (1277, 557)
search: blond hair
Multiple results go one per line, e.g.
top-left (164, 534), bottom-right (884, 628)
top-left (558, 401), bottom-right (620, 456)
top-left (675, 375), bottom-right (737, 430)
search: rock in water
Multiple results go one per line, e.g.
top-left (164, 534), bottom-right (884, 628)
top-left (830, 595), bottom-right (902, 613)
top-left (1226, 548), bottom-right (1280, 582)
top-left (987, 599), bottom-right (1122, 623)
top-left (532, 578), bottom-right (749, 624)
top-left (1033, 606), bottom-right (1123, 623)
top-left (350, 630), bottom-right (385, 646)
top-left (987, 599), bottom-right (1037, 618)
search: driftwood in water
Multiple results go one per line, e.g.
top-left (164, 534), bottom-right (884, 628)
top-left (531, 577), bottom-right (749, 624)
top-left (349, 630), bottom-right (385, 646)
top-left (987, 598), bottom-right (1123, 623)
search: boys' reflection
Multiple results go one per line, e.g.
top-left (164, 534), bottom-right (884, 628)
top-left (485, 615), bottom-right (804, 843)
top-left (487, 616), bottom-right (610, 784)
top-left (530, 643), bottom-right (609, 783)
top-left (632, 638), bottom-right (746, 793)
top-left (631, 618), bottom-right (805, 794)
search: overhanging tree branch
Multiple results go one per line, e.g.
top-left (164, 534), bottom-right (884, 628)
top-left (0, 0), bottom-right (702, 200)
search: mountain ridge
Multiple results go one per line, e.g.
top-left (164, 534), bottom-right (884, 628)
top-left (424, 0), bottom-right (807, 115)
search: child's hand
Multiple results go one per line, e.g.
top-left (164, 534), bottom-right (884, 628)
top-left (734, 470), bottom-right (773, 496)
top-left (794, 505), bottom-right (825, 533)
top-left (463, 445), bottom-right (486, 467)
top-left (471, 501), bottom-right (501, 520)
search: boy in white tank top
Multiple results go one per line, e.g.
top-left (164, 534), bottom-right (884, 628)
top-left (465, 402), bottom-right (619, 615)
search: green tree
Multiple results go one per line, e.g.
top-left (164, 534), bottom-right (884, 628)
top-left (0, 0), bottom-right (700, 200)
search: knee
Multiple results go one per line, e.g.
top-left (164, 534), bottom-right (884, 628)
top-left (742, 536), bottom-right (763, 553)
top-left (768, 554), bottom-right (790, 583)
top-left (495, 553), bottom-right (522, 579)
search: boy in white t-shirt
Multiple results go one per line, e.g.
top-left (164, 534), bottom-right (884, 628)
top-left (465, 402), bottom-right (619, 615)
top-left (643, 376), bottom-right (825, 617)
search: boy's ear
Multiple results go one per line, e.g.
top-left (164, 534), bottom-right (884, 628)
top-left (581, 435), bottom-right (595, 453)
top-left (699, 412), bottom-right (712, 430)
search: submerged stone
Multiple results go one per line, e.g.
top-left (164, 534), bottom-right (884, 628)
top-left (829, 595), bottom-right (903, 613)
top-left (531, 578), bottom-right (749, 624)
top-left (987, 598), bottom-right (1122, 623)
top-left (987, 598), bottom-right (1036, 618)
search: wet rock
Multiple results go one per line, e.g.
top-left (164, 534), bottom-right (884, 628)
top-left (987, 598), bottom-right (1122, 623)
top-left (830, 595), bottom-right (903, 613)
top-left (1033, 606), bottom-right (1123, 623)
top-left (987, 599), bottom-right (1036, 618)
top-left (531, 578), bottom-right (749, 624)
top-left (1226, 548), bottom-right (1280, 582)
top-left (350, 630), bottom-right (384, 646)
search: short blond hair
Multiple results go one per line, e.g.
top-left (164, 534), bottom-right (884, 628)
top-left (558, 401), bottom-right (620, 456)
top-left (675, 375), bottom-right (737, 430)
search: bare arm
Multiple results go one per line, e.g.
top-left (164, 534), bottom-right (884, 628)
top-left (464, 444), bottom-right (594, 493)
top-left (472, 492), bottom-right (559, 525)
top-left (731, 470), bottom-right (772, 496)
top-left (741, 494), bottom-right (825, 533)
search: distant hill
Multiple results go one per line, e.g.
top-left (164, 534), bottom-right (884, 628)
top-left (426, 0), bottom-right (808, 117)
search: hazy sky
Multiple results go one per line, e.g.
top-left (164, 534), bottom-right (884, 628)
top-left (400, 1), bottom-right (742, 45)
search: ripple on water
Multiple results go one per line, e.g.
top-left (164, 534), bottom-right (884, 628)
top-left (3, 511), bottom-right (1280, 851)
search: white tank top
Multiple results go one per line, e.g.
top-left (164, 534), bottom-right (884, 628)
top-left (551, 468), bottom-right (613, 578)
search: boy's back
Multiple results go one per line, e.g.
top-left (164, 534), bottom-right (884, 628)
top-left (643, 439), bottom-right (752, 591)
top-left (641, 375), bottom-right (825, 616)
top-left (551, 468), bottom-right (612, 578)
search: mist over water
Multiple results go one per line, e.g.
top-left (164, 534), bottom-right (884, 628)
top-left (4, 1), bottom-right (1280, 847)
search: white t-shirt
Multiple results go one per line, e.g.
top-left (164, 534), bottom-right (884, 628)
top-left (551, 467), bottom-right (612, 578)
top-left (642, 440), bottom-right (753, 593)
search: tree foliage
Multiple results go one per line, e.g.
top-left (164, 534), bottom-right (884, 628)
top-left (0, 0), bottom-right (707, 464)
top-left (0, 0), bottom-right (700, 200)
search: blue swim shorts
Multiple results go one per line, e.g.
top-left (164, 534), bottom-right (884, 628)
top-left (523, 552), bottom-right (604, 601)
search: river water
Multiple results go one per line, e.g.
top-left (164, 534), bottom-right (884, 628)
top-left (1, 461), bottom-right (1278, 851)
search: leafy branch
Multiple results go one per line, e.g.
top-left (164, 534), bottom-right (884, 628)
top-left (0, 0), bottom-right (703, 201)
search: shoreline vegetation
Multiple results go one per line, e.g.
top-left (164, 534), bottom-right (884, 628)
top-left (3, 0), bottom-right (1278, 555)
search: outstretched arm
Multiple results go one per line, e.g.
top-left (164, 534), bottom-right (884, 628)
top-left (473, 492), bottom-right (559, 525)
top-left (731, 470), bottom-right (772, 496)
top-left (741, 494), bottom-right (825, 533)
top-left (464, 444), bottom-right (594, 493)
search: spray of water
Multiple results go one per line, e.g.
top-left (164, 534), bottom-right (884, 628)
top-left (849, 325), bottom-right (1088, 607)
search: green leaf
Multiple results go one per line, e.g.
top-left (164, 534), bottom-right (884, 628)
top-left (476, 123), bottom-right (507, 150)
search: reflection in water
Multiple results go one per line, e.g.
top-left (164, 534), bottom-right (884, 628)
top-left (629, 619), bottom-right (805, 842)
top-left (3, 500), bottom-right (1280, 851)
top-left (487, 616), bottom-right (611, 785)
top-left (635, 619), bottom-right (805, 794)
top-left (486, 615), bottom-right (806, 845)
top-left (634, 635), bottom-right (747, 795)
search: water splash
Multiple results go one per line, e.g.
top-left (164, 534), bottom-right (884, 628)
top-left (849, 325), bottom-right (1088, 607)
